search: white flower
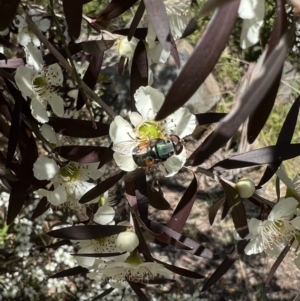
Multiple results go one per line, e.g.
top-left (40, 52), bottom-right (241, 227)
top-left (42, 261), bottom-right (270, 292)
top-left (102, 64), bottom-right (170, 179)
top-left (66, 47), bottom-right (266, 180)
top-left (110, 86), bottom-right (196, 177)
top-left (93, 192), bottom-right (115, 225)
top-left (33, 156), bottom-right (106, 209)
top-left (236, 197), bottom-right (300, 257)
top-left (88, 252), bottom-right (171, 287)
top-left (15, 9), bottom-right (51, 46)
top-left (145, 0), bottom-right (192, 63)
top-left (14, 43), bottom-right (64, 123)
top-left (40, 124), bottom-right (63, 147)
top-left (238, 0), bottom-right (265, 49)
top-left (115, 231), bottom-right (139, 252)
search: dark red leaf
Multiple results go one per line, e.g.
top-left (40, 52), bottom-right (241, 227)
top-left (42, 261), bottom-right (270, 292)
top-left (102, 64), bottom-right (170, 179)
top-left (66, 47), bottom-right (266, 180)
top-left (258, 95), bottom-right (300, 186)
top-left (91, 288), bottom-right (114, 301)
top-left (219, 178), bottom-right (248, 238)
top-left (62, 0), bottom-right (83, 39)
top-left (214, 144), bottom-right (300, 169)
top-left (54, 146), bottom-right (108, 163)
top-left (247, 0), bottom-right (288, 143)
top-left (266, 239), bottom-right (294, 286)
top-left (97, 0), bottom-right (138, 20)
top-left (155, 0), bottom-right (240, 121)
top-left (31, 197), bottom-right (50, 220)
top-left (187, 30), bottom-right (291, 166)
top-left (167, 175), bottom-right (197, 232)
top-left (48, 118), bottom-right (109, 138)
top-left (72, 252), bottom-right (125, 257)
top-left (113, 28), bottom-right (148, 40)
top-left (199, 0), bottom-right (237, 16)
top-left (134, 175), bottom-right (149, 225)
top-left (209, 196), bottom-right (225, 225)
top-left (128, 281), bottom-right (149, 301)
top-left (43, 40), bottom-right (114, 65)
top-left (0, 58), bottom-right (24, 69)
top-left (98, 144), bottom-right (114, 168)
top-left (196, 113), bottom-right (227, 125)
top-left (0, 92), bottom-right (12, 122)
top-left (149, 220), bottom-right (214, 259)
top-left (201, 240), bottom-right (249, 292)
top-left (143, 0), bottom-right (171, 52)
top-left (128, 1), bottom-right (145, 41)
top-left (0, 0), bottom-right (20, 30)
top-left (77, 53), bottom-right (104, 110)
top-left (131, 40), bottom-right (148, 111)
top-left (48, 224), bottom-right (127, 240)
top-left (50, 266), bottom-right (89, 278)
top-left (80, 171), bottom-right (125, 204)
top-left (7, 130), bottom-right (37, 224)
top-left (147, 184), bottom-right (170, 210)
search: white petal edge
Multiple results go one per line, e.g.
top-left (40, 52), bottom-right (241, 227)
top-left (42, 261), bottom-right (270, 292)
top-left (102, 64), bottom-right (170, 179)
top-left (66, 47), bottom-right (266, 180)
top-left (33, 156), bottom-right (60, 180)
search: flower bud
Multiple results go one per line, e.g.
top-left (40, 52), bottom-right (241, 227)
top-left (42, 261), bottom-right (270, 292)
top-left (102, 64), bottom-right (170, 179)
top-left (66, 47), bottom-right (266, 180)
top-left (118, 37), bottom-right (138, 59)
top-left (115, 231), bottom-right (139, 252)
top-left (234, 178), bottom-right (255, 198)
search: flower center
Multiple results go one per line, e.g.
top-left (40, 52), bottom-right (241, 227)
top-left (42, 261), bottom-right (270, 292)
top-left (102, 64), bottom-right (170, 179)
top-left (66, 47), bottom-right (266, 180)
top-left (261, 220), bottom-right (296, 250)
top-left (32, 76), bottom-right (49, 98)
top-left (137, 121), bottom-right (164, 140)
top-left (59, 163), bottom-right (80, 182)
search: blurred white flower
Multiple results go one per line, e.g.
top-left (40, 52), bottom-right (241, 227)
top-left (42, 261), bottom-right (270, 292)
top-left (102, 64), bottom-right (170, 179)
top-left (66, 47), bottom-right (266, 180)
top-left (88, 252), bottom-right (171, 287)
top-left (110, 86), bottom-right (196, 176)
top-left (238, 0), bottom-right (265, 49)
top-left (14, 43), bottom-right (64, 123)
top-left (33, 156), bottom-right (106, 209)
top-left (15, 9), bottom-right (50, 46)
top-left (115, 231), bottom-right (139, 253)
top-left (235, 197), bottom-right (300, 257)
top-left (40, 124), bottom-right (63, 147)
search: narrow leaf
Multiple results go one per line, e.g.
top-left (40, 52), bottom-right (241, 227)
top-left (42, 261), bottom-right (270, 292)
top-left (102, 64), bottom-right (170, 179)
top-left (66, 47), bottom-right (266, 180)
top-left (128, 281), bottom-right (149, 301)
top-left (201, 240), bottom-right (249, 292)
top-left (80, 171), bottom-right (125, 204)
top-left (97, 0), bottom-right (138, 20)
top-left (219, 178), bottom-right (248, 238)
top-left (0, 0), bottom-right (20, 30)
top-left (196, 113), bottom-right (227, 125)
top-left (50, 266), bottom-right (89, 278)
top-left (62, 0), bottom-right (83, 39)
top-left (155, 0), bottom-right (240, 120)
top-left (147, 185), bottom-right (170, 210)
top-left (188, 30), bottom-right (291, 166)
top-left (167, 175), bottom-right (197, 232)
top-left (92, 288), bottom-right (114, 301)
top-left (128, 1), bottom-right (145, 41)
top-left (131, 40), bottom-right (148, 111)
top-left (209, 196), bottom-right (225, 225)
top-left (265, 239), bottom-right (294, 286)
top-left (45, 240), bottom-right (72, 250)
top-left (48, 118), bottom-right (109, 138)
top-left (77, 53), bottom-right (104, 110)
top-left (143, 0), bottom-right (171, 51)
top-left (54, 146), bottom-right (107, 163)
top-left (48, 225), bottom-right (127, 240)
top-left (31, 197), bottom-right (49, 220)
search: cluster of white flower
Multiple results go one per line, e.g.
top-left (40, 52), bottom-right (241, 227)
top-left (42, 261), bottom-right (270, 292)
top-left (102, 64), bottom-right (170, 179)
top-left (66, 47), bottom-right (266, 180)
top-left (236, 165), bottom-right (300, 269)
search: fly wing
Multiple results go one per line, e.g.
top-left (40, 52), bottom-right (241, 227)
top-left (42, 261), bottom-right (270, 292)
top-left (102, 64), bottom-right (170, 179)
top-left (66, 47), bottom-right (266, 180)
top-left (112, 140), bottom-right (148, 155)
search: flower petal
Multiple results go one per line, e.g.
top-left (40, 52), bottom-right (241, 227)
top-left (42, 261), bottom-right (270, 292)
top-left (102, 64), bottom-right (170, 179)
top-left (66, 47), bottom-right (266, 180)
top-left (118, 37), bottom-right (138, 58)
top-left (31, 96), bottom-right (49, 123)
top-left (148, 43), bottom-right (170, 64)
top-left (135, 86), bottom-right (165, 120)
top-left (109, 116), bottom-right (135, 144)
top-left (17, 31), bottom-right (32, 47)
top-left (268, 197), bottom-right (298, 221)
top-left (46, 64), bottom-right (64, 86)
top-left (238, 0), bottom-right (255, 19)
top-left (294, 253), bottom-right (300, 270)
top-left (48, 187), bottom-right (67, 206)
top-left (158, 149), bottom-right (186, 177)
top-left (37, 18), bottom-right (51, 32)
top-left (129, 112), bottom-right (143, 128)
top-left (165, 107), bottom-right (196, 138)
top-left (291, 216), bottom-right (300, 230)
top-left (265, 243), bottom-right (285, 258)
top-left (25, 43), bottom-right (44, 70)
top-left (93, 205), bottom-right (115, 225)
top-left (79, 162), bottom-right (106, 180)
top-left (113, 153), bottom-right (138, 172)
top-left (15, 66), bottom-right (35, 97)
top-left (40, 124), bottom-right (58, 144)
top-left (46, 92), bottom-right (64, 117)
top-left (244, 236), bottom-right (264, 255)
top-left (33, 156), bottom-right (60, 180)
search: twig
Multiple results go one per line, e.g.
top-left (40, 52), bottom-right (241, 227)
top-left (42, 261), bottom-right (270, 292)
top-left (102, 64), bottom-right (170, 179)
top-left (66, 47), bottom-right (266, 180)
top-left (19, 6), bottom-right (117, 119)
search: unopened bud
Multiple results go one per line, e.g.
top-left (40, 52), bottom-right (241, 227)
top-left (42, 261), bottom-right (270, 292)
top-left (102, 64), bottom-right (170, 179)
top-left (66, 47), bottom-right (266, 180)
top-left (115, 231), bottom-right (139, 252)
top-left (118, 37), bottom-right (138, 59)
top-left (234, 178), bottom-right (255, 198)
